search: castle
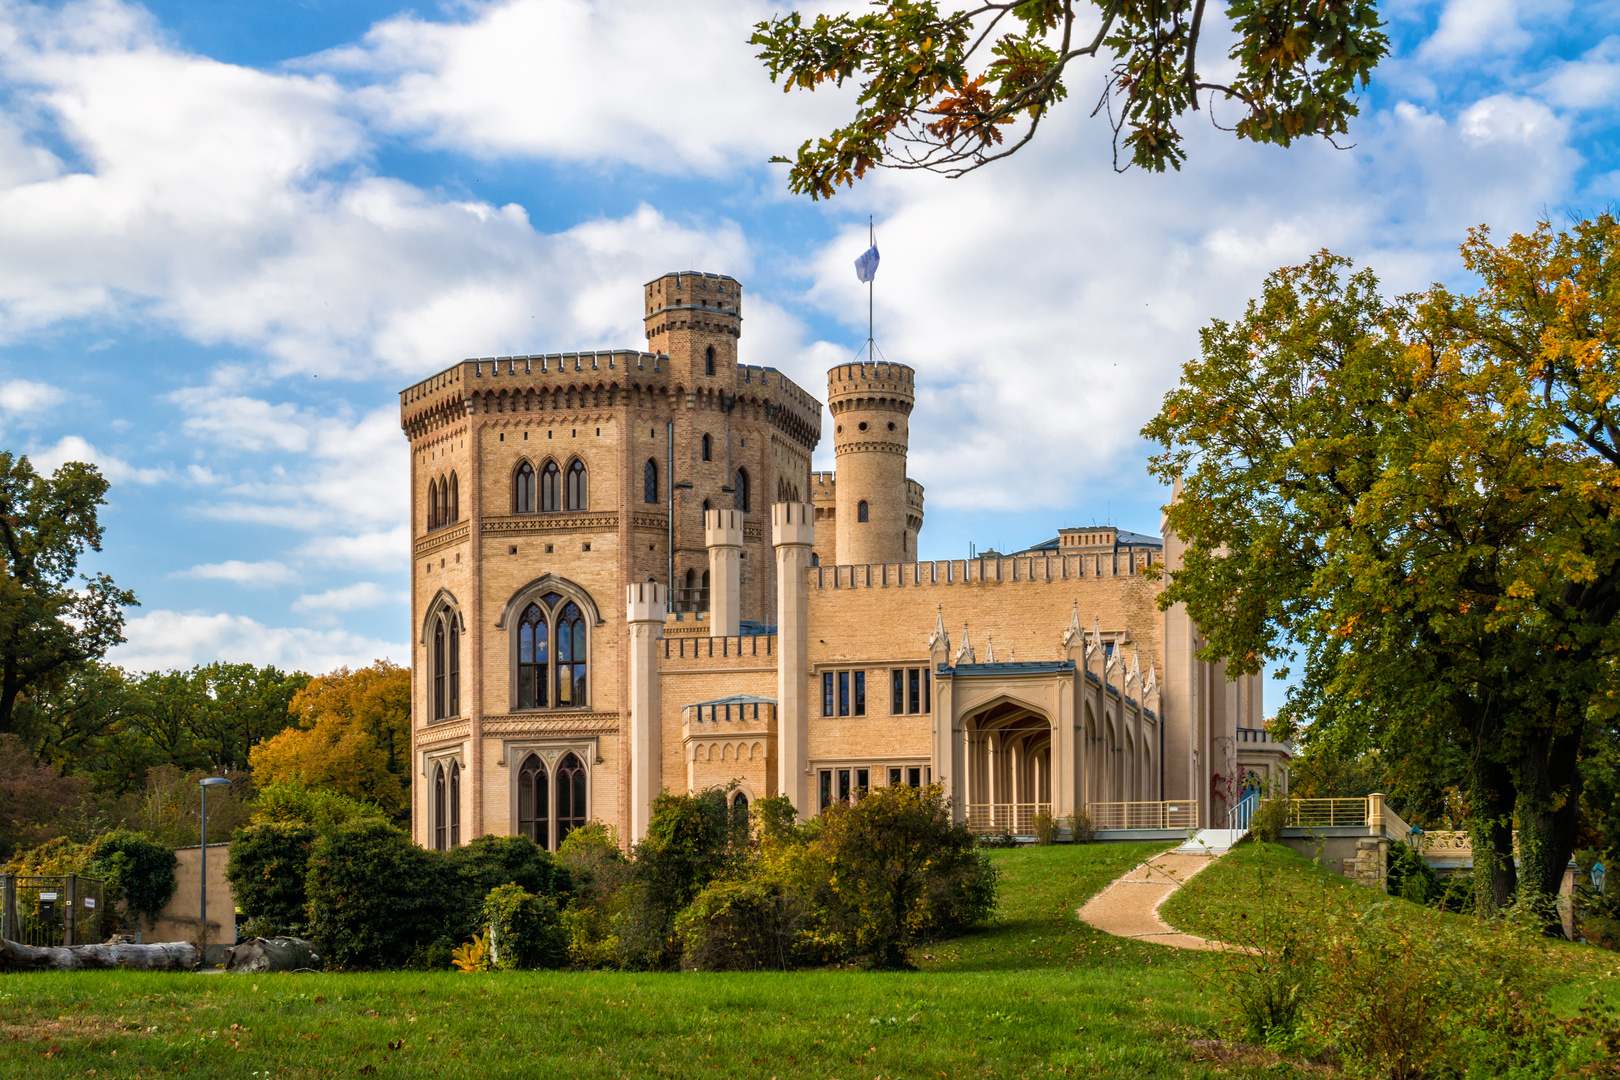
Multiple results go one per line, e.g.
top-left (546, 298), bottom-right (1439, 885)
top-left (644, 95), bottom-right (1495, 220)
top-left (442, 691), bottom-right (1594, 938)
top-left (400, 271), bottom-right (1280, 850)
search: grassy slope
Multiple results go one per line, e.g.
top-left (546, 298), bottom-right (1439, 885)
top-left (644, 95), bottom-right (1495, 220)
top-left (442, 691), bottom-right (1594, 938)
top-left (2, 841), bottom-right (1613, 1078)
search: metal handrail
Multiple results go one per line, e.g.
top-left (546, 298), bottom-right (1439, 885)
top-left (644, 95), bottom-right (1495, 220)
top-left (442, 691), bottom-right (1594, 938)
top-left (1086, 800), bottom-right (1201, 830)
top-left (1227, 790), bottom-right (1259, 832)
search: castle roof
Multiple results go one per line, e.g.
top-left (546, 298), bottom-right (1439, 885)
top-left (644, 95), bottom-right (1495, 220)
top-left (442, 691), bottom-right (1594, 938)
top-left (1012, 528), bottom-right (1162, 556)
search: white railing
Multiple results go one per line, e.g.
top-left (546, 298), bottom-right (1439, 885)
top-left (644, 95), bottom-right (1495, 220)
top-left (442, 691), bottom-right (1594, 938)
top-left (1228, 790), bottom-right (1259, 832)
top-left (1086, 801), bottom-right (1201, 831)
top-left (964, 803), bottom-right (1051, 834)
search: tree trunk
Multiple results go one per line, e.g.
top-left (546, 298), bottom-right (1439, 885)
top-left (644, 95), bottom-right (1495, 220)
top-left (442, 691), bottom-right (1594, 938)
top-left (1515, 724), bottom-right (1584, 926)
top-left (0, 938), bottom-right (196, 972)
top-left (1470, 752), bottom-right (1517, 914)
top-left (221, 937), bottom-right (323, 973)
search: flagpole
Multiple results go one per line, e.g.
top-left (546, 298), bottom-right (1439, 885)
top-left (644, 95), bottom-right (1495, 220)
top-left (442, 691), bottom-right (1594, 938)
top-left (867, 214), bottom-right (874, 362)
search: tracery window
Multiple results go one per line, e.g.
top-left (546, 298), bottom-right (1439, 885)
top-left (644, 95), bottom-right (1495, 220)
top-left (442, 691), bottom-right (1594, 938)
top-left (857, 500), bottom-right (869, 523)
top-left (733, 467), bottom-right (749, 513)
top-left (566, 459), bottom-right (587, 510)
top-left (701, 433), bottom-right (711, 462)
top-left (518, 754), bottom-right (550, 847)
top-left (556, 752), bottom-right (587, 846)
top-left (449, 760), bottom-right (461, 847)
top-left (540, 460), bottom-right (561, 512)
top-left (644, 459), bottom-right (658, 504)
top-left (515, 461), bottom-right (536, 513)
top-left (515, 593), bottom-right (589, 710)
top-left (433, 764), bottom-right (447, 850)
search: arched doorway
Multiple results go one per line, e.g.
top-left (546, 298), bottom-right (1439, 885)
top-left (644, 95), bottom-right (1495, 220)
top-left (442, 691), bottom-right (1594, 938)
top-left (962, 700), bottom-right (1052, 834)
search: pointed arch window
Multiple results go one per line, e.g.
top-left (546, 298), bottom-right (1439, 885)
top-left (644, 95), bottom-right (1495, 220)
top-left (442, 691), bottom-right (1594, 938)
top-left (701, 433), bottom-right (712, 462)
top-left (428, 479), bottom-right (441, 530)
top-left (644, 459), bottom-right (658, 504)
top-left (540, 460), bottom-right (561, 511)
top-left (733, 467), bottom-right (750, 513)
top-left (566, 460), bottom-right (587, 510)
top-left (857, 500), bottom-right (869, 523)
top-left (556, 752), bottom-right (587, 846)
top-left (704, 346), bottom-right (715, 376)
top-left (447, 617), bottom-right (460, 716)
top-left (449, 760), bottom-right (461, 847)
top-left (447, 472), bottom-right (459, 523)
top-left (433, 616), bottom-right (447, 720)
top-left (513, 593), bottom-right (589, 710)
top-left (518, 753), bottom-right (549, 848)
top-left (433, 763), bottom-right (447, 850)
top-left (515, 461), bottom-right (536, 513)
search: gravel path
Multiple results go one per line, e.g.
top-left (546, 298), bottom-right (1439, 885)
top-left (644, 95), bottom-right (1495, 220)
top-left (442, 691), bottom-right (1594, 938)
top-left (1076, 849), bottom-right (1234, 950)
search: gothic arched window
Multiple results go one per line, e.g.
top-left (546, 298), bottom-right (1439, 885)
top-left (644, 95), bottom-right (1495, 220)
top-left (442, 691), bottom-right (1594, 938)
top-left (704, 345), bottom-right (715, 376)
top-left (428, 479), bottom-right (441, 531)
top-left (566, 459), bottom-right (587, 510)
top-left (517, 603), bottom-right (549, 708)
top-left (540, 460), bottom-right (561, 512)
top-left (857, 500), bottom-right (869, 523)
top-left (447, 616), bottom-right (460, 717)
top-left (811, 552), bottom-right (820, 566)
top-left (701, 433), bottom-right (711, 462)
top-left (448, 472), bottom-right (459, 523)
top-left (518, 753), bottom-right (549, 848)
top-left (433, 616), bottom-right (447, 720)
top-left (556, 602), bottom-right (587, 706)
top-left (515, 461), bottom-right (536, 513)
top-left (556, 752), bottom-right (587, 846)
top-left (732, 791), bottom-right (749, 810)
top-left (433, 763), bottom-right (447, 851)
top-left (644, 459), bottom-right (658, 504)
top-left (733, 467), bottom-right (750, 513)
top-left (449, 760), bottom-right (461, 847)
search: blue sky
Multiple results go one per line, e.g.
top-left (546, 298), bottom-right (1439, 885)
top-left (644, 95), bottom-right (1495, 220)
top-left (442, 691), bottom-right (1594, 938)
top-left (0, 0), bottom-right (1613, 696)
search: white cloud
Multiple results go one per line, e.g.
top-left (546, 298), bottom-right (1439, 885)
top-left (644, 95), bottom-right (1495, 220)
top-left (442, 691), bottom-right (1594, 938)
top-left (297, 525), bottom-right (411, 571)
top-left (28, 433), bottom-right (168, 484)
top-left (111, 608), bottom-right (405, 672)
top-left (293, 581), bottom-right (405, 612)
top-left (0, 378), bottom-right (65, 413)
top-left (315, 0), bottom-right (851, 173)
top-left (1539, 36), bottom-right (1620, 108)
top-left (173, 559), bottom-right (299, 587)
top-left (1419, 0), bottom-right (1534, 62)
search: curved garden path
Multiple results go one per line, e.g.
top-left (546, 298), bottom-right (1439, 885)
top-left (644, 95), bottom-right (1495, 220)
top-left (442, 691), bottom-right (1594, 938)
top-left (1077, 849), bottom-right (1236, 951)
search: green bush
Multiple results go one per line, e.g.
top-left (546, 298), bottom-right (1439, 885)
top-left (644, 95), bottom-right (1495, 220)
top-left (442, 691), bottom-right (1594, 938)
top-left (1030, 812), bottom-right (1058, 846)
top-left (252, 782), bottom-right (388, 832)
top-left (676, 875), bottom-right (810, 971)
top-left (557, 822), bottom-right (628, 968)
top-left (1383, 840), bottom-right (1440, 905)
top-left (1249, 797), bottom-right (1290, 844)
top-left (445, 833), bottom-right (571, 943)
top-left (481, 883), bottom-right (567, 970)
top-left (1066, 810), bottom-right (1096, 844)
top-left (811, 784), bottom-right (997, 968)
top-left (226, 821), bottom-right (319, 936)
top-left (305, 821), bottom-right (451, 970)
top-left (90, 830), bottom-right (177, 923)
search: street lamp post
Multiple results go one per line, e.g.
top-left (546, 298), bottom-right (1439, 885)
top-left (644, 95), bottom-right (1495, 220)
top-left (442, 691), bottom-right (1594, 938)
top-left (198, 777), bottom-right (231, 960)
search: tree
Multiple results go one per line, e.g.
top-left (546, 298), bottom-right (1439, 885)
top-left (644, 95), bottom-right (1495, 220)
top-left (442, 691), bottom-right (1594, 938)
top-left (1142, 218), bottom-right (1620, 914)
top-left (751, 0), bottom-right (1388, 196)
top-left (0, 453), bottom-right (136, 736)
top-left (248, 662), bottom-right (411, 814)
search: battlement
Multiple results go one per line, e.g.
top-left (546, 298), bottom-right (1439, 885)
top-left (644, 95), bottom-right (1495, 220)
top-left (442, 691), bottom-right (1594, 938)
top-left (660, 633), bottom-right (776, 668)
top-left (906, 478), bottom-right (925, 510)
top-left (827, 361), bottom-right (915, 402)
top-left (643, 271), bottom-right (742, 323)
top-left (806, 549), bottom-right (1159, 591)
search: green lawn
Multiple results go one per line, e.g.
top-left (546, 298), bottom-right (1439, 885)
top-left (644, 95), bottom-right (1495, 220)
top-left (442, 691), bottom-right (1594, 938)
top-left (1, 841), bottom-right (1613, 1079)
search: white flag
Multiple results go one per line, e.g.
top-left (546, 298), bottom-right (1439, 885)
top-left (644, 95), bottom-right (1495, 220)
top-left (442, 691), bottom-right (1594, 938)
top-left (854, 244), bottom-right (880, 283)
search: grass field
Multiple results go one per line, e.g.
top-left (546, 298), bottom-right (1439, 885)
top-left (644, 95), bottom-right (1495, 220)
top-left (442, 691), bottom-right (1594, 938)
top-left (1, 841), bottom-right (1614, 1079)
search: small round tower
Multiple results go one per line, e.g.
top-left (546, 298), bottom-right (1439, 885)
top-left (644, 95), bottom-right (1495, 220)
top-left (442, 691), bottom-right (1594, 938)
top-left (827, 360), bottom-right (918, 565)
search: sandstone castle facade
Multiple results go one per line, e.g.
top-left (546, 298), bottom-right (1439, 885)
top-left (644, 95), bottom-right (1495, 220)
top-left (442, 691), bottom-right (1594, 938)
top-left (400, 271), bottom-right (1279, 850)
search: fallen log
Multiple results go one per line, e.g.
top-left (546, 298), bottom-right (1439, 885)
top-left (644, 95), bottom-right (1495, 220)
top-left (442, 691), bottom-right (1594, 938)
top-left (222, 937), bottom-right (323, 974)
top-left (0, 937), bottom-right (197, 972)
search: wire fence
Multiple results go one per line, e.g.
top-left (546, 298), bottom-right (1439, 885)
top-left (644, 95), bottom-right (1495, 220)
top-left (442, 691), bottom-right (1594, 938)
top-left (1, 874), bottom-right (105, 947)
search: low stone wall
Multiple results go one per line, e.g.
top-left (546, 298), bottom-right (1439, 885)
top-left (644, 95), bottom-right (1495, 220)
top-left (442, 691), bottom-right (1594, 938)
top-left (136, 844), bottom-right (235, 946)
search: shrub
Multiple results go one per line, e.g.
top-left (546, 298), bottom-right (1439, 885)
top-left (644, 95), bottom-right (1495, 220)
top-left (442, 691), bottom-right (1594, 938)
top-left (1031, 811), bottom-right (1058, 846)
top-left (450, 930), bottom-right (489, 972)
top-left (1383, 840), bottom-right (1439, 905)
top-left (445, 833), bottom-right (571, 943)
top-left (305, 821), bottom-right (451, 970)
top-left (676, 876), bottom-right (811, 971)
top-left (556, 822), bottom-right (628, 968)
top-left (90, 830), bottom-right (177, 922)
top-left (977, 829), bottom-right (1017, 849)
top-left (753, 796), bottom-right (800, 842)
top-left (1066, 810), bottom-right (1096, 844)
top-left (617, 789), bottom-right (750, 971)
top-left (811, 784), bottom-right (996, 968)
top-left (1249, 797), bottom-right (1290, 844)
top-left (227, 821), bottom-right (319, 936)
top-left (481, 883), bottom-right (567, 970)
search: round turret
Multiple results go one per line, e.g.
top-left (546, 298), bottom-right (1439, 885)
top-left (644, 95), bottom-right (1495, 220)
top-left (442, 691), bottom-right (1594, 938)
top-left (827, 361), bottom-right (917, 565)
